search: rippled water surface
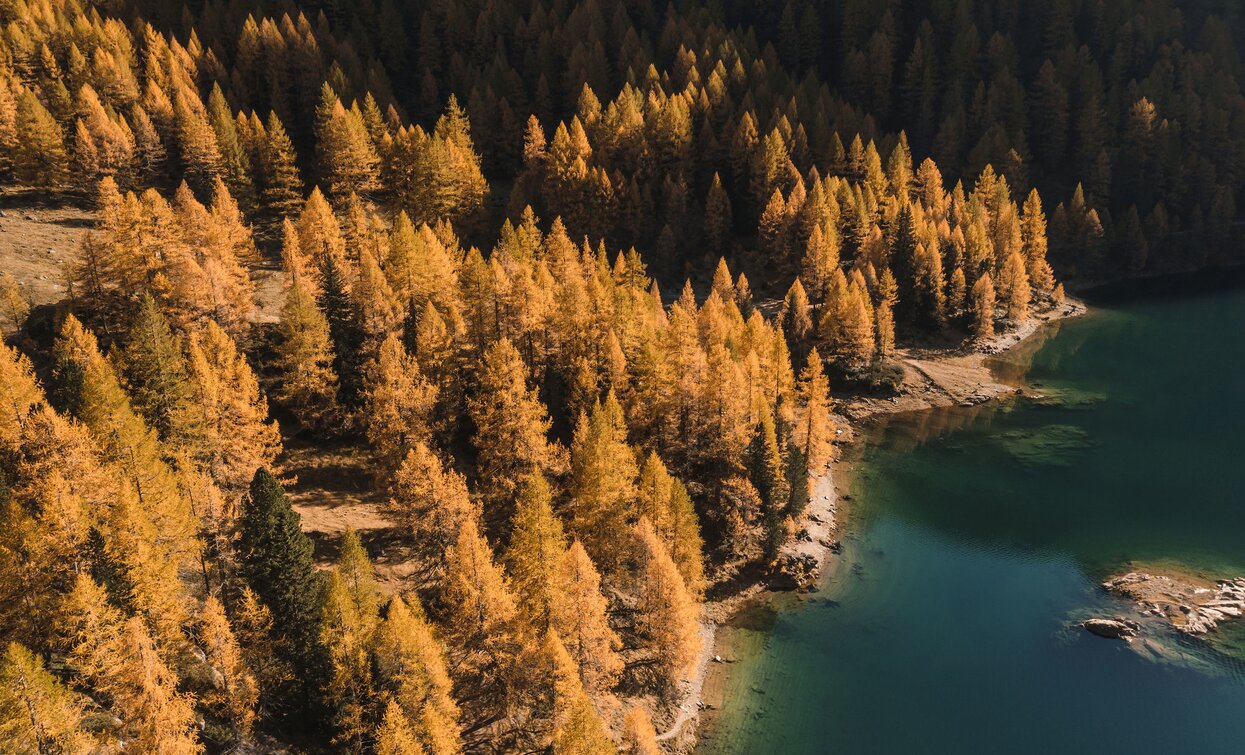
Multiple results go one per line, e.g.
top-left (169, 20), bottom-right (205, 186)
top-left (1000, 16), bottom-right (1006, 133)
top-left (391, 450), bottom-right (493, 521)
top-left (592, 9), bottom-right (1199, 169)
top-left (701, 281), bottom-right (1245, 754)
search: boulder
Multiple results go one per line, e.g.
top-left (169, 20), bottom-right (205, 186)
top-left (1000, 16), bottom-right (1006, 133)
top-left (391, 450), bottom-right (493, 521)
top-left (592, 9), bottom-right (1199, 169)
top-left (1083, 618), bottom-right (1139, 641)
top-left (770, 552), bottom-right (820, 591)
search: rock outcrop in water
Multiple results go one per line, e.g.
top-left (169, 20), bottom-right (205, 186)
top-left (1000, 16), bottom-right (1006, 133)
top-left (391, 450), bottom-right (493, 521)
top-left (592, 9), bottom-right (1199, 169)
top-left (1083, 618), bottom-right (1140, 640)
top-left (1103, 572), bottom-right (1245, 635)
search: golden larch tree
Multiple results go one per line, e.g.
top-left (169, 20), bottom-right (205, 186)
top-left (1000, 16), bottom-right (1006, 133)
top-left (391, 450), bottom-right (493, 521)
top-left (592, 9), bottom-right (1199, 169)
top-left (468, 338), bottom-right (559, 534)
top-left (373, 594), bottom-right (463, 755)
top-left (364, 333), bottom-right (436, 475)
top-left (567, 391), bottom-right (638, 568)
top-left (632, 517), bottom-right (702, 696)
top-left (275, 271), bottom-right (340, 430)
top-left (50, 315), bottom-right (196, 550)
top-left (321, 531), bottom-right (382, 752)
top-left (0, 642), bottom-right (94, 754)
top-left (183, 321), bottom-right (281, 496)
top-left (795, 348), bottom-right (835, 475)
top-left (551, 541), bottom-right (623, 700)
top-left (199, 596), bottom-right (259, 741)
top-left (441, 517), bottom-right (522, 735)
top-left (374, 699), bottom-right (426, 755)
top-left (544, 631), bottom-right (615, 755)
top-left (971, 272), bottom-right (996, 339)
top-left (387, 441), bottom-right (479, 581)
top-left (620, 706), bottom-right (662, 755)
top-left (505, 472), bottom-right (569, 633)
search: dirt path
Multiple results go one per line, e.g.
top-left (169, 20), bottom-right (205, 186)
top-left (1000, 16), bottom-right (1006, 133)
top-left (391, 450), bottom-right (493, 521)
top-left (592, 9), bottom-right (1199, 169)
top-left (656, 622), bottom-right (717, 744)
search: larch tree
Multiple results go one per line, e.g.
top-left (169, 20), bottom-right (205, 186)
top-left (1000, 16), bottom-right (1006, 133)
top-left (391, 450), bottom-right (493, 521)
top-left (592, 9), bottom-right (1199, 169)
top-left (65, 575), bottom-right (201, 754)
top-left (49, 315), bottom-right (196, 550)
top-left (321, 531), bottom-right (382, 751)
top-left (620, 706), bottom-right (661, 755)
top-left (110, 616), bottom-right (203, 753)
top-left (174, 89), bottom-right (223, 195)
top-left (259, 111), bottom-right (303, 219)
top-left (875, 300), bottom-right (896, 360)
top-left (666, 479), bottom-right (707, 597)
top-left (14, 90), bottom-right (68, 187)
top-left (971, 272), bottom-right (996, 339)
top-left (387, 441), bottom-right (479, 581)
top-left (72, 83), bottom-right (135, 187)
top-left (173, 181), bottom-right (255, 335)
top-left (316, 86), bottom-right (381, 198)
top-left (199, 596), bottom-right (259, 741)
top-left (374, 700), bottom-right (426, 755)
top-left (353, 249), bottom-right (402, 356)
top-left (947, 266), bottom-right (968, 322)
top-left (800, 223), bottom-right (841, 303)
top-left (543, 631), bottom-right (615, 755)
top-left (364, 332), bottom-right (436, 475)
top-left (468, 338), bottom-right (559, 536)
top-left (505, 472), bottom-right (569, 633)
top-left (103, 482), bottom-right (191, 654)
top-left (0, 271), bottom-right (29, 333)
top-left (231, 587), bottom-right (293, 711)
top-left (632, 517), bottom-right (702, 697)
top-left (0, 642), bottom-right (94, 754)
top-left (780, 278), bottom-right (813, 348)
top-left (835, 283), bottom-right (876, 368)
top-left (998, 251), bottom-right (1031, 322)
top-left (795, 348), bottom-right (835, 476)
top-left (567, 391), bottom-right (638, 568)
top-left (704, 172), bottom-right (733, 257)
top-left (372, 595), bottom-right (462, 754)
top-left (183, 321), bottom-right (281, 497)
top-left (441, 516), bottom-right (522, 732)
top-left (551, 541), bottom-right (622, 701)
top-left (0, 351), bottom-right (100, 646)
top-left (275, 271), bottom-right (340, 430)
top-left (637, 452), bottom-right (705, 596)
top-left (1020, 189), bottom-right (1054, 297)
top-left (206, 84), bottom-right (254, 208)
top-left (298, 187), bottom-right (348, 270)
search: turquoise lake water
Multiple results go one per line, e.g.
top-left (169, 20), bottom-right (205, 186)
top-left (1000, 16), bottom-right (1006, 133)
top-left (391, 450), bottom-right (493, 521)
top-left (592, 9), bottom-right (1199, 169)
top-left (700, 281), bottom-right (1245, 754)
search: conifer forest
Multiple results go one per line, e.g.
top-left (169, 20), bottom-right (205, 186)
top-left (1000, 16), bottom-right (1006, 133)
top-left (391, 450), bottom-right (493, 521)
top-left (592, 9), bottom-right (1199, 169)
top-left (0, 0), bottom-right (1243, 752)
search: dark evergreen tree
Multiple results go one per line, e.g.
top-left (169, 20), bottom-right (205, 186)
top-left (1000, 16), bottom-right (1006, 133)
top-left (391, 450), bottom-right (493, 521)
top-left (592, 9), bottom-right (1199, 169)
top-left (317, 254), bottom-right (365, 410)
top-left (239, 469), bottom-right (328, 723)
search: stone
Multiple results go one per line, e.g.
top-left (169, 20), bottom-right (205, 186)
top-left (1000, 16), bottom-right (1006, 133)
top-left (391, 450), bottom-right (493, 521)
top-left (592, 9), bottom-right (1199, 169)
top-left (1083, 618), bottom-right (1138, 640)
top-left (770, 552), bottom-right (820, 591)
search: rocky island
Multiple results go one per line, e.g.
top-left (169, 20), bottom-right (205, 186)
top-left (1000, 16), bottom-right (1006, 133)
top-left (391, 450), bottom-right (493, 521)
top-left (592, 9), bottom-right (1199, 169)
top-left (1101, 571), bottom-right (1245, 636)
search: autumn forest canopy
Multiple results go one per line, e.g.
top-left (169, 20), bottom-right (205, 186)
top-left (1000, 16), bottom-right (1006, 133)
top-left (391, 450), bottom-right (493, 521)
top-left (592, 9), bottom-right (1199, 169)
top-left (0, 0), bottom-right (1241, 751)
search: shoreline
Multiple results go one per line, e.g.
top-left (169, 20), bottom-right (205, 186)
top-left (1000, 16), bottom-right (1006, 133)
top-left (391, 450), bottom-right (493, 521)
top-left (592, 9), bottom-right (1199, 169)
top-left (678, 299), bottom-right (1087, 753)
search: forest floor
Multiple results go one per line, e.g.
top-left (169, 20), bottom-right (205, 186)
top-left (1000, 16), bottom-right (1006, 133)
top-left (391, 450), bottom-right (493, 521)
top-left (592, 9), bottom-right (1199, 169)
top-left (0, 190), bottom-right (93, 311)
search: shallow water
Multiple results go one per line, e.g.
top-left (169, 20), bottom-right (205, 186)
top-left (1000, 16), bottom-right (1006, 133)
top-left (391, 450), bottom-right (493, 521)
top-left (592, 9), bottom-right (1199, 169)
top-left (701, 282), bottom-right (1245, 754)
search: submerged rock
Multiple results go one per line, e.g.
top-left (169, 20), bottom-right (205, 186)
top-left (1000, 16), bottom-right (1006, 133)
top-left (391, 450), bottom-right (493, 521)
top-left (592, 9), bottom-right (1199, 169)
top-left (1083, 618), bottom-right (1140, 641)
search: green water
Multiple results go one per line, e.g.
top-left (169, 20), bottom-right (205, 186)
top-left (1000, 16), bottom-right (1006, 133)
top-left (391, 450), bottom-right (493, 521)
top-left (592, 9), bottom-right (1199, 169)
top-left (701, 283), bottom-right (1245, 754)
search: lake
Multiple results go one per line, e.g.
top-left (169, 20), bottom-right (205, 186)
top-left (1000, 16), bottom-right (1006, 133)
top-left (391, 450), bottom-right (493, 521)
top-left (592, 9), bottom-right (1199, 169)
top-left (700, 279), bottom-right (1245, 754)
